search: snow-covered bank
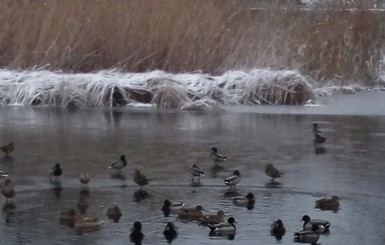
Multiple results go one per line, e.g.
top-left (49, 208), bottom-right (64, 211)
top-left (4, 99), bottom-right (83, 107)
top-left (0, 69), bottom-right (382, 110)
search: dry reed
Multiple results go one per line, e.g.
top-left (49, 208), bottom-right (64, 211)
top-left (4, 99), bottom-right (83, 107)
top-left (0, 0), bottom-right (384, 82)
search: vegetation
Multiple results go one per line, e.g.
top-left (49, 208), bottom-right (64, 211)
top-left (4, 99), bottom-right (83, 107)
top-left (0, 0), bottom-right (384, 82)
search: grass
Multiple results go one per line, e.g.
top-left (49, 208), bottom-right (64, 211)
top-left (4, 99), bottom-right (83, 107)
top-left (0, 0), bottom-right (384, 82)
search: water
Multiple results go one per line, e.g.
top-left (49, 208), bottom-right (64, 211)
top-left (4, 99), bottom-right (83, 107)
top-left (0, 91), bottom-right (385, 244)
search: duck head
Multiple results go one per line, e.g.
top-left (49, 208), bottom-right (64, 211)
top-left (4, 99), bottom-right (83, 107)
top-left (133, 221), bottom-right (142, 231)
top-left (301, 215), bottom-right (311, 224)
top-left (211, 147), bottom-right (218, 153)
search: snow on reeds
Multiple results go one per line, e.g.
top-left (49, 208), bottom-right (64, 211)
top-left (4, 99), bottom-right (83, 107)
top-left (0, 69), bottom-right (316, 109)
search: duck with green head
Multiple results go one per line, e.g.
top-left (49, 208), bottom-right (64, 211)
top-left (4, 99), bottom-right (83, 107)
top-left (294, 223), bottom-right (320, 245)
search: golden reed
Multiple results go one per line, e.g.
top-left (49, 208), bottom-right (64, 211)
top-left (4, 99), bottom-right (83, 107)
top-left (0, 0), bottom-right (383, 81)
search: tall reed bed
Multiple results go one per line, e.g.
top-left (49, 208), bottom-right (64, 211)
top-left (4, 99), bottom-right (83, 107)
top-left (0, 0), bottom-right (384, 81)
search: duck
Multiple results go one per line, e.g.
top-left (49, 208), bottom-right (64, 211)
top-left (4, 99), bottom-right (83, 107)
top-left (315, 195), bottom-right (340, 211)
top-left (177, 205), bottom-right (205, 220)
top-left (74, 216), bottom-right (103, 232)
top-left (2, 178), bottom-right (15, 203)
top-left (49, 163), bottom-right (63, 179)
top-left (108, 155), bottom-right (127, 173)
top-left (313, 123), bottom-right (326, 147)
top-left (294, 224), bottom-right (320, 245)
top-left (58, 209), bottom-right (77, 226)
top-left (133, 170), bottom-right (150, 189)
top-left (265, 163), bottom-right (283, 182)
top-left (224, 170), bottom-right (241, 190)
top-left (210, 147), bottom-right (227, 166)
top-left (162, 199), bottom-right (185, 217)
top-left (270, 219), bottom-right (286, 240)
top-left (232, 192), bottom-right (255, 210)
top-left (163, 222), bottom-right (178, 243)
top-left (79, 171), bottom-right (90, 185)
top-left (208, 217), bottom-right (236, 236)
top-left (200, 210), bottom-right (225, 225)
top-left (130, 221), bottom-right (144, 245)
top-left (301, 215), bottom-right (330, 234)
top-left (1, 142), bottom-right (14, 156)
top-left (191, 164), bottom-right (204, 183)
top-left (106, 205), bottom-right (122, 220)
top-left (0, 170), bottom-right (9, 178)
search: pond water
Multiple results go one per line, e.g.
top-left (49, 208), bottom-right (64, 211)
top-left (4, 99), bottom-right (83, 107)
top-left (0, 91), bottom-right (384, 244)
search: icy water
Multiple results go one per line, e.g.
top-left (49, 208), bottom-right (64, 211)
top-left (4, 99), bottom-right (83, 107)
top-left (0, 91), bottom-right (385, 244)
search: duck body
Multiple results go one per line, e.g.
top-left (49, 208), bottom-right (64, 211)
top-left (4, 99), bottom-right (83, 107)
top-left (177, 205), bottom-right (205, 220)
top-left (208, 217), bottom-right (236, 236)
top-left (191, 164), bottom-right (204, 182)
top-left (210, 147), bottom-right (227, 166)
top-left (0, 170), bottom-right (9, 178)
top-left (162, 199), bottom-right (185, 217)
top-left (200, 210), bottom-right (225, 225)
top-left (163, 222), bottom-right (178, 243)
top-left (313, 123), bottom-right (326, 146)
top-left (58, 209), bottom-right (77, 226)
top-left (134, 170), bottom-right (150, 189)
top-left (301, 215), bottom-right (330, 234)
top-left (315, 195), bottom-right (340, 211)
top-left (232, 192), bottom-right (255, 209)
top-left (2, 178), bottom-right (15, 202)
top-left (49, 163), bottom-right (63, 178)
top-left (130, 221), bottom-right (144, 245)
top-left (79, 171), bottom-right (90, 185)
top-left (294, 224), bottom-right (320, 245)
top-left (108, 155), bottom-right (127, 172)
top-left (106, 205), bottom-right (122, 220)
top-left (74, 216), bottom-right (103, 232)
top-left (1, 143), bottom-right (14, 156)
top-left (270, 219), bottom-right (286, 240)
top-left (265, 163), bottom-right (283, 182)
top-left (224, 170), bottom-right (241, 190)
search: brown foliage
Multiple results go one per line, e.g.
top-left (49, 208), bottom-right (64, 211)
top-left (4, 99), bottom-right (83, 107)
top-left (0, 0), bottom-right (383, 81)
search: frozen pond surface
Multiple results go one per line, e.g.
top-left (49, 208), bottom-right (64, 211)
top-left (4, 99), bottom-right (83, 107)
top-left (0, 91), bottom-right (384, 244)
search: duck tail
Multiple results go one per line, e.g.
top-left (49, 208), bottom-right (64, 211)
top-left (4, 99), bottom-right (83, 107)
top-left (293, 232), bottom-right (300, 241)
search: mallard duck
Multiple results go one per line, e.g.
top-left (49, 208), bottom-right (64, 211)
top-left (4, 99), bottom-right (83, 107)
top-left (58, 209), bottom-right (77, 226)
top-left (315, 195), bottom-right (340, 211)
top-left (312, 123), bottom-right (321, 134)
top-left (134, 170), bottom-right (150, 189)
top-left (108, 155), bottom-right (127, 173)
top-left (265, 163), bottom-right (283, 182)
top-left (0, 170), bottom-right (9, 178)
top-left (79, 171), bottom-right (90, 185)
top-left (191, 164), bottom-right (204, 183)
top-left (49, 163), bottom-right (63, 179)
top-left (163, 222), bottom-right (178, 243)
top-left (74, 216), bottom-right (103, 232)
top-left (130, 221), bottom-right (144, 245)
top-left (210, 147), bottom-right (227, 166)
top-left (162, 199), bottom-right (185, 217)
top-left (106, 205), bottom-right (122, 220)
top-left (270, 219), bottom-right (286, 240)
top-left (313, 123), bottom-right (326, 147)
top-left (224, 170), bottom-right (241, 190)
top-left (200, 210), bottom-right (225, 225)
top-left (301, 215), bottom-right (330, 234)
top-left (2, 178), bottom-right (15, 203)
top-left (1, 143), bottom-right (14, 156)
top-left (208, 217), bottom-right (236, 236)
top-left (294, 224), bottom-right (320, 245)
top-left (177, 205), bottom-right (205, 220)
top-left (232, 192), bottom-right (255, 210)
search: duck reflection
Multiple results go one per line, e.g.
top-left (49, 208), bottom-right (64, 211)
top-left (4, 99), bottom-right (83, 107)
top-left (314, 146), bottom-right (326, 154)
top-left (1, 156), bottom-right (14, 164)
top-left (103, 110), bottom-right (123, 127)
top-left (209, 166), bottom-right (223, 178)
top-left (2, 203), bottom-right (16, 223)
top-left (133, 189), bottom-right (150, 203)
top-left (77, 191), bottom-right (90, 214)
